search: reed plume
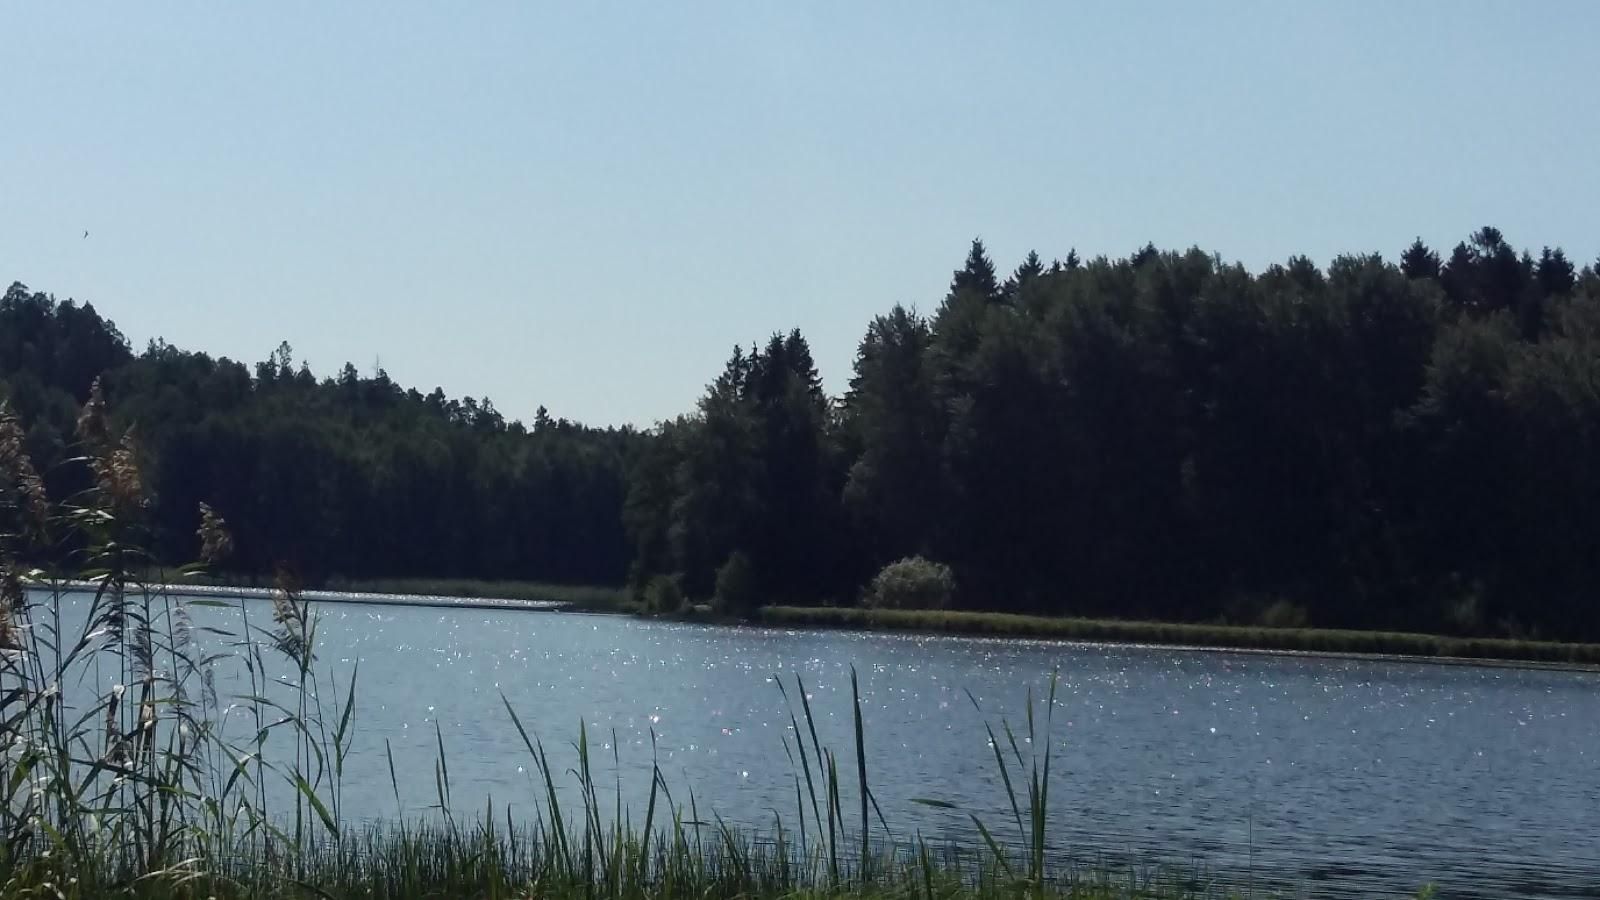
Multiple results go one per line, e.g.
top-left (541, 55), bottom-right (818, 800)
top-left (197, 502), bottom-right (234, 566)
top-left (0, 401), bottom-right (49, 543)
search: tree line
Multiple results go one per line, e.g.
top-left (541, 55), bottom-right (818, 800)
top-left (0, 282), bottom-right (638, 585)
top-left (5, 226), bottom-right (1600, 638)
top-left (626, 229), bottom-right (1600, 639)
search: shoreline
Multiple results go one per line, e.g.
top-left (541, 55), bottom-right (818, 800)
top-left (40, 579), bottom-right (569, 613)
top-left (752, 605), bottom-right (1600, 670)
top-left (42, 575), bottom-right (1600, 669)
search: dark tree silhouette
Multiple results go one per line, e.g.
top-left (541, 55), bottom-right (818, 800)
top-left (7, 227), bottom-right (1600, 639)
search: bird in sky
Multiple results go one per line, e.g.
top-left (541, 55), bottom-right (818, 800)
top-left (83, 230), bottom-right (88, 239)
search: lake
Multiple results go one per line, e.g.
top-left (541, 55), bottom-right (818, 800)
top-left (41, 590), bottom-right (1600, 898)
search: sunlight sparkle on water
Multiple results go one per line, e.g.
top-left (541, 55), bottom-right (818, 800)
top-left (150, 593), bottom-right (1600, 898)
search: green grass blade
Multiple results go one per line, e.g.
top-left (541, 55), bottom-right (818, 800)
top-left (968, 813), bottom-right (1015, 881)
top-left (292, 773), bottom-right (339, 838)
top-left (851, 666), bottom-right (870, 868)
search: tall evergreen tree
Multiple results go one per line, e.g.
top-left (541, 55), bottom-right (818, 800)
top-left (1400, 238), bottom-right (1440, 281)
top-left (951, 238), bottom-right (1001, 303)
top-left (842, 305), bottom-right (941, 566)
top-left (1002, 250), bottom-right (1044, 300)
top-left (1536, 246), bottom-right (1576, 297)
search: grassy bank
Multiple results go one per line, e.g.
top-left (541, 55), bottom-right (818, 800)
top-left (321, 575), bottom-right (632, 611)
top-left (4, 823), bottom-right (1246, 900)
top-left (757, 606), bottom-right (1600, 665)
top-left (150, 568), bottom-right (633, 612)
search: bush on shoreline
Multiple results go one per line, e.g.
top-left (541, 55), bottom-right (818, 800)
top-left (712, 550), bottom-right (758, 616)
top-left (861, 556), bottom-right (955, 610)
top-left (642, 572), bottom-right (687, 614)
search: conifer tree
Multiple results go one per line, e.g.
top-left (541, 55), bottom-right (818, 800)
top-left (1536, 246), bottom-right (1576, 297)
top-left (1003, 250), bottom-right (1045, 299)
top-left (951, 238), bottom-right (1001, 303)
top-left (1400, 238), bottom-right (1440, 280)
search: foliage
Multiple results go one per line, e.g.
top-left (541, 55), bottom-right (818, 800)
top-left (0, 387), bottom-right (360, 896)
top-left (1256, 599), bottom-right (1311, 629)
top-left (624, 230), bottom-right (1600, 640)
top-left (861, 556), bottom-right (955, 610)
top-left (0, 283), bottom-right (640, 589)
top-left (0, 389), bottom-right (1442, 898)
top-left (712, 550), bottom-right (758, 617)
top-left (642, 572), bottom-right (686, 615)
top-left (624, 331), bottom-right (839, 604)
top-left (9, 225), bottom-right (1600, 642)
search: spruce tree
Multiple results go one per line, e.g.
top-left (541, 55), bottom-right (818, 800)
top-left (1400, 238), bottom-right (1440, 280)
top-left (951, 238), bottom-right (1001, 303)
top-left (1002, 250), bottom-right (1045, 300)
top-left (1439, 242), bottom-right (1477, 309)
top-left (1536, 247), bottom-right (1576, 297)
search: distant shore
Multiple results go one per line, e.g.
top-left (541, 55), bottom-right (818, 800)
top-left (316, 575), bottom-right (631, 611)
top-left (755, 605), bottom-right (1600, 667)
top-left (98, 572), bottom-right (633, 612)
top-left (84, 571), bottom-right (1600, 666)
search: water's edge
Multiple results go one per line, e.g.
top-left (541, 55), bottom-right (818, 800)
top-left (42, 578), bottom-right (1599, 672)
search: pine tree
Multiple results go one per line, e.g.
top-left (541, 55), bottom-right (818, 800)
top-left (1285, 255), bottom-right (1324, 291)
top-left (1400, 238), bottom-right (1440, 280)
top-left (1473, 226), bottom-right (1527, 313)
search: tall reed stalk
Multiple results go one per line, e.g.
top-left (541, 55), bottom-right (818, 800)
top-left (0, 386), bottom-right (356, 896)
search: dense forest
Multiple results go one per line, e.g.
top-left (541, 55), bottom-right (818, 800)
top-left (0, 283), bottom-right (639, 584)
top-left (5, 227), bottom-right (1600, 638)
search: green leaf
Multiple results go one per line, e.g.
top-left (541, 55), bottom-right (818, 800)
top-left (293, 772), bottom-right (339, 838)
top-left (969, 814), bottom-right (1015, 881)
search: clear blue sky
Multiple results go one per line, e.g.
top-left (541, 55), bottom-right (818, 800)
top-left (3, 3), bottom-right (1597, 427)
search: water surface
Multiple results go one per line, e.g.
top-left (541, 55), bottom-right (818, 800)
top-left (53, 593), bottom-right (1600, 897)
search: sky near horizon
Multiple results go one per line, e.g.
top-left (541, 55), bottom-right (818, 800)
top-left (3, 3), bottom-right (1597, 427)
